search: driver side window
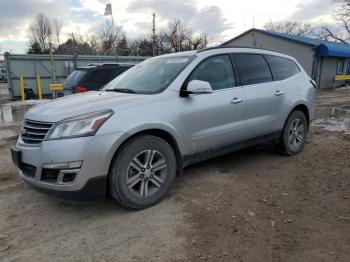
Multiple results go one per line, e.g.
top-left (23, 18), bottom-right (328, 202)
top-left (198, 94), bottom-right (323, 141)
top-left (188, 55), bottom-right (236, 90)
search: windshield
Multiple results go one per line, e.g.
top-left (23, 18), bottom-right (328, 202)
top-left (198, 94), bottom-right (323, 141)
top-left (65, 69), bottom-right (87, 86)
top-left (103, 56), bottom-right (194, 94)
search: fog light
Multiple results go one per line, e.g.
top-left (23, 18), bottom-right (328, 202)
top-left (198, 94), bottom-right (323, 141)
top-left (42, 161), bottom-right (82, 169)
top-left (62, 172), bottom-right (77, 183)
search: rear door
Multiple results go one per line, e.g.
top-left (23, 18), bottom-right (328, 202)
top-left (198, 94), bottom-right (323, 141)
top-left (179, 54), bottom-right (246, 155)
top-left (233, 53), bottom-right (283, 138)
top-left (264, 55), bottom-right (303, 129)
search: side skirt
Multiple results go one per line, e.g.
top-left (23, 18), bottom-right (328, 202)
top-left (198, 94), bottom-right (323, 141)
top-left (182, 131), bottom-right (282, 167)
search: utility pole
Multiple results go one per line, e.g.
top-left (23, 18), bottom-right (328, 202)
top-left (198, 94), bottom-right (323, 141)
top-left (152, 13), bottom-right (156, 56)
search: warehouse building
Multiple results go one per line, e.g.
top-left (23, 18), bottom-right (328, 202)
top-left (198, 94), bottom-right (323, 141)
top-left (221, 28), bottom-right (350, 88)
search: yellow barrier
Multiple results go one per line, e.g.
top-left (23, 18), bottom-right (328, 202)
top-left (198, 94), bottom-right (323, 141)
top-left (49, 83), bottom-right (63, 91)
top-left (334, 75), bottom-right (350, 81)
top-left (20, 76), bottom-right (25, 101)
top-left (36, 75), bottom-right (42, 99)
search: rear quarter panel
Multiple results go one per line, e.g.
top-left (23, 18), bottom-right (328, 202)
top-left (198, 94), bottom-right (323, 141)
top-left (277, 71), bottom-right (315, 130)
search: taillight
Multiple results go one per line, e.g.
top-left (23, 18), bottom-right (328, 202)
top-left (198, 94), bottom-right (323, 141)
top-left (76, 86), bottom-right (88, 93)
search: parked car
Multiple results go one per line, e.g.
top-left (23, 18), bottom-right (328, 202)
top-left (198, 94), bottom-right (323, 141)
top-left (64, 63), bottom-right (133, 94)
top-left (0, 68), bottom-right (7, 82)
top-left (11, 47), bottom-right (315, 209)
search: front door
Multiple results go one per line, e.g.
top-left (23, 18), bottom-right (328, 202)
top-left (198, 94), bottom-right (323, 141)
top-left (179, 54), bottom-right (247, 155)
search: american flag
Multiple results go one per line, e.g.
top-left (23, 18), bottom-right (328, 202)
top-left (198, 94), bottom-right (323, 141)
top-left (104, 3), bottom-right (112, 16)
top-left (171, 21), bottom-right (180, 47)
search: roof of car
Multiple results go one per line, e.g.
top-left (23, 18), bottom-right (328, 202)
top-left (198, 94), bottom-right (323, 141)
top-left (154, 47), bottom-right (293, 61)
top-left (87, 62), bottom-right (135, 67)
top-left (75, 66), bottom-right (95, 70)
top-left (156, 51), bottom-right (197, 58)
top-left (75, 63), bottom-right (134, 70)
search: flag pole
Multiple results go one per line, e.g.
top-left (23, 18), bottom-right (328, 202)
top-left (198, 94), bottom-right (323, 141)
top-left (177, 20), bottom-right (180, 52)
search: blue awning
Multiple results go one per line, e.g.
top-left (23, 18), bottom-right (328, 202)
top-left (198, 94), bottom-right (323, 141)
top-left (317, 43), bottom-right (350, 58)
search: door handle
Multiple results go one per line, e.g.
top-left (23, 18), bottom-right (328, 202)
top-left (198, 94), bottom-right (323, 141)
top-left (231, 97), bottom-right (243, 104)
top-left (275, 90), bottom-right (284, 96)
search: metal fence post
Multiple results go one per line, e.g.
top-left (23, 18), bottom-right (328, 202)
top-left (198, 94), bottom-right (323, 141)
top-left (36, 75), bottom-right (42, 99)
top-left (20, 76), bottom-right (25, 101)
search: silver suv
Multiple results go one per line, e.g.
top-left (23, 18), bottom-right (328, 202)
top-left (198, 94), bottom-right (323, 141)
top-left (11, 47), bottom-right (315, 209)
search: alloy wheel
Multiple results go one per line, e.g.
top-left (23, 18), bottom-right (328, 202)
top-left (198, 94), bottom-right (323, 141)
top-left (288, 118), bottom-right (305, 150)
top-left (126, 150), bottom-right (167, 197)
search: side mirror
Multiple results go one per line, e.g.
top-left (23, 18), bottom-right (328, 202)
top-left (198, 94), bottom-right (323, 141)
top-left (186, 80), bottom-right (213, 95)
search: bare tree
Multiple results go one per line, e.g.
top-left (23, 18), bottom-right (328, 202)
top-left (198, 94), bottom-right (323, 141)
top-left (314, 0), bottom-right (350, 44)
top-left (264, 21), bottom-right (314, 36)
top-left (56, 32), bottom-right (99, 55)
top-left (130, 39), bottom-right (153, 56)
top-left (157, 19), bottom-right (206, 54)
top-left (86, 35), bottom-right (100, 55)
top-left (29, 13), bottom-right (52, 53)
top-left (99, 19), bottom-right (124, 55)
top-left (52, 17), bottom-right (63, 47)
top-left (190, 34), bottom-right (206, 50)
top-left (165, 19), bottom-right (193, 51)
top-left (129, 39), bottom-right (142, 56)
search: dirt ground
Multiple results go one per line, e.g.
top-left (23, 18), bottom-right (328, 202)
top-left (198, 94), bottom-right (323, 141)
top-left (0, 88), bottom-right (349, 262)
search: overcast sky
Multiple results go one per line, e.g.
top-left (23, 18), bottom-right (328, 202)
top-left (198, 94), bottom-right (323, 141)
top-left (0, 0), bottom-right (342, 54)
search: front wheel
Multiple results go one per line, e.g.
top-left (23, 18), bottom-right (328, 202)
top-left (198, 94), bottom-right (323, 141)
top-left (109, 135), bottom-right (177, 210)
top-left (280, 110), bottom-right (308, 155)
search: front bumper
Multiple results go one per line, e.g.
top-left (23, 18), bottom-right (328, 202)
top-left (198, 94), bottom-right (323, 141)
top-left (14, 131), bottom-right (125, 201)
top-left (27, 176), bottom-right (107, 202)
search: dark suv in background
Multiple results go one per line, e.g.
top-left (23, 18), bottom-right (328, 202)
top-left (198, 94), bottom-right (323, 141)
top-left (0, 68), bottom-right (7, 82)
top-left (64, 63), bottom-right (133, 94)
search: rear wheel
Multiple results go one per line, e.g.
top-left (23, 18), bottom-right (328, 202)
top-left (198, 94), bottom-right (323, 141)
top-left (109, 135), bottom-right (176, 210)
top-left (280, 110), bottom-right (308, 155)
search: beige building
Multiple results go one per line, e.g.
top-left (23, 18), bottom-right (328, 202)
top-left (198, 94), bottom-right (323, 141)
top-left (221, 28), bottom-right (350, 88)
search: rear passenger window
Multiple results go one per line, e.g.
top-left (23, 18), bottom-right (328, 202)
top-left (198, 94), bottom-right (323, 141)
top-left (85, 69), bottom-right (113, 84)
top-left (188, 55), bottom-right (236, 90)
top-left (110, 67), bottom-right (129, 79)
top-left (234, 54), bottom-right (273, 85)
top-left (265, 55), bottom-right (300, 80)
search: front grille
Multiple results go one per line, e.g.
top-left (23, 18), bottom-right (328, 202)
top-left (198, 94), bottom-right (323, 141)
top-left (21, 163), bottom-right (36, 178)
top-left (21, 119), bottom-right (53, 144)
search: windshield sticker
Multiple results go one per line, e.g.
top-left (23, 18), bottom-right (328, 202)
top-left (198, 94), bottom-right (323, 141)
top-left (166, 58), bottom-right (189, 64)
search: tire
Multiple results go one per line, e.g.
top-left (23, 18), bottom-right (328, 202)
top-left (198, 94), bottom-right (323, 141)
top-left (109, 135), bottom-right (177, 210)
top-left (279, 110), bottom-right (308, 156)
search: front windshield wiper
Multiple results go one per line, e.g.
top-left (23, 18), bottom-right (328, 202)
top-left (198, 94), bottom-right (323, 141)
top-left (105, 88), bottom-right (136, 94)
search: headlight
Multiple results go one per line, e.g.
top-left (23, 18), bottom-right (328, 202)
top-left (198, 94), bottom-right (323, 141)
top-left (46, 110), bottom-right (113, 140)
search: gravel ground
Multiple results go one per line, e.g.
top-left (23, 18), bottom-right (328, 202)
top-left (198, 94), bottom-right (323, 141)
top-left (0, 88), bottom-right (349, 262)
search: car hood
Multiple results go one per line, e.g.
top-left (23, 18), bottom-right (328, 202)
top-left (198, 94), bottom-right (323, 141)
top-left (25, 91), bottom-right (151, 122)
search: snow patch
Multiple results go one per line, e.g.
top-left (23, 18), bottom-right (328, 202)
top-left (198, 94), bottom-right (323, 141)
top-left (314, 118), bottom-right (350, 135)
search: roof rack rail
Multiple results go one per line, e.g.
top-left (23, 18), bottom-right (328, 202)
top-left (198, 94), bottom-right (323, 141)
top-left (197, 45), bottom-right (288, 56)
top-left (100, 63), bottom-right (135, 67)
